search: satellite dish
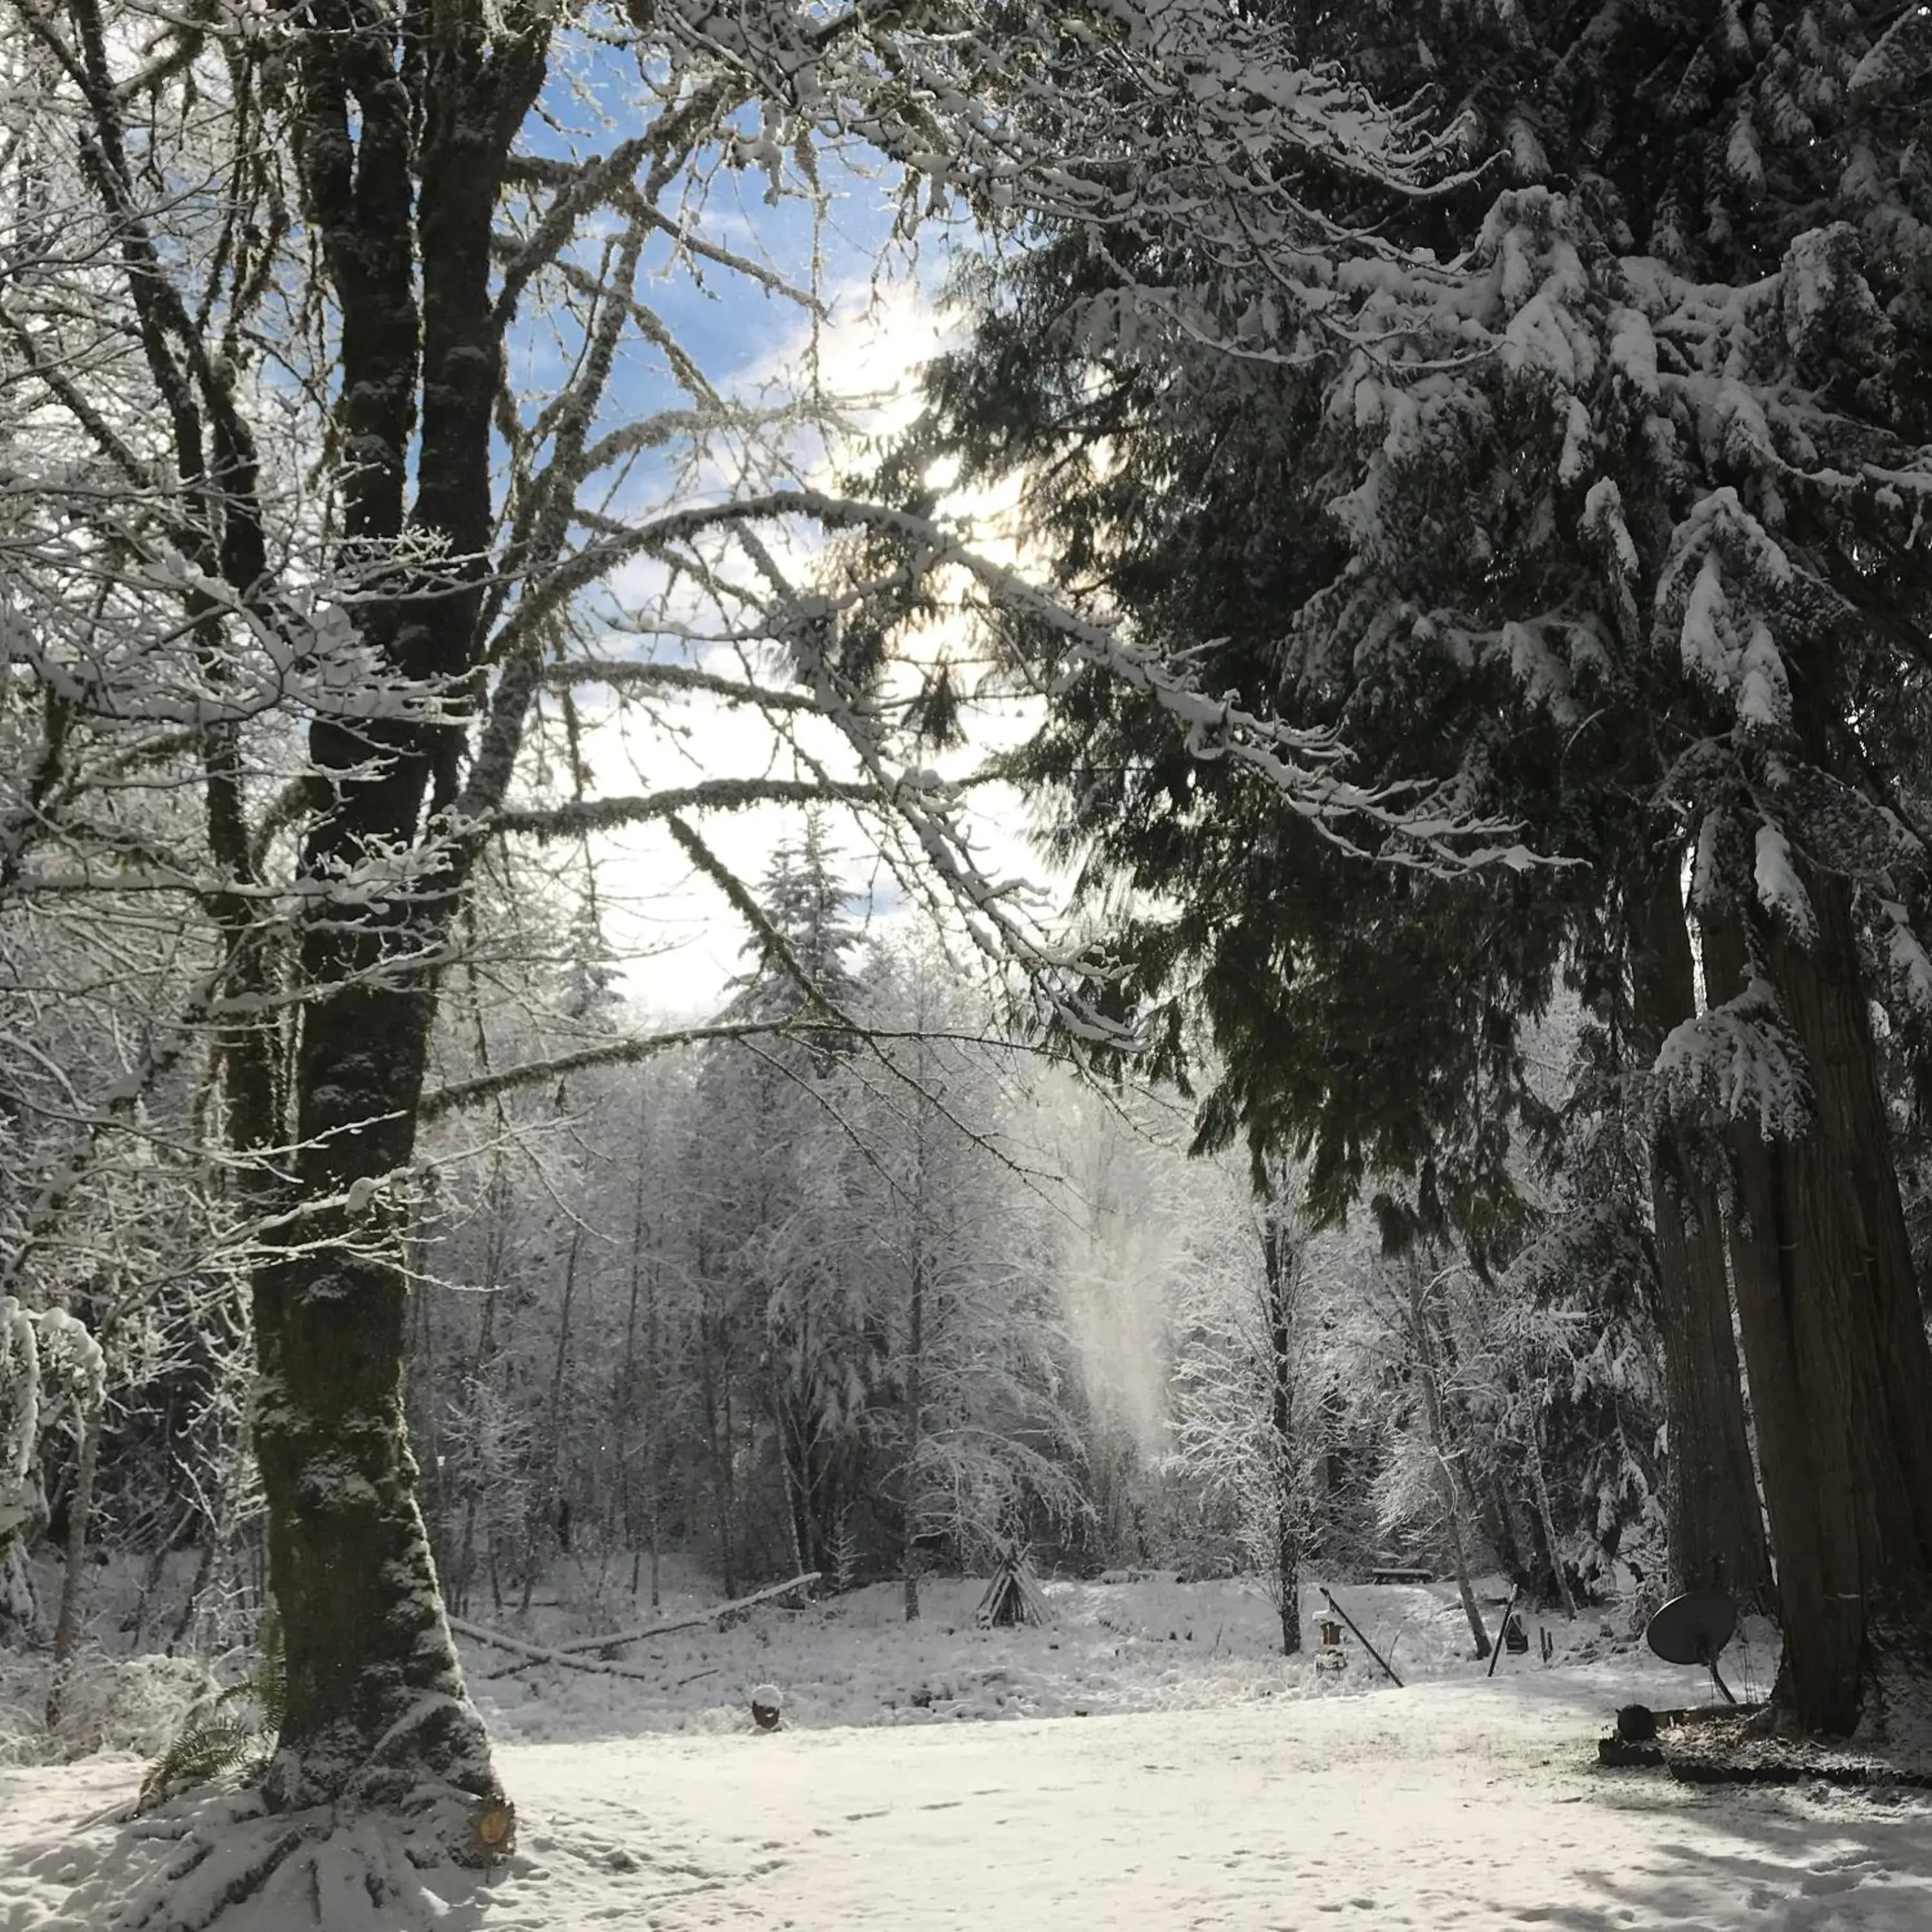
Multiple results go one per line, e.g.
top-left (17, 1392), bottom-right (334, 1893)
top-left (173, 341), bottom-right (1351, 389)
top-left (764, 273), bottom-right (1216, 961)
top-left (1645, 1587), bottom-right (1739, 1703)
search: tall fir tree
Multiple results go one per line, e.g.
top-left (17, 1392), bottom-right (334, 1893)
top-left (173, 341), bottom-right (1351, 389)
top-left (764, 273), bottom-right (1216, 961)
top-left (900, 0), bottom-right (1932, 1734)
top-left (700, 818), bottom-right (876, 1580)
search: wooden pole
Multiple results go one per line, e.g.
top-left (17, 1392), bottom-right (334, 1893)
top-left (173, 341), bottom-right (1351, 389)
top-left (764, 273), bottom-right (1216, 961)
top-left (1486, 1585), bottom-right (1521, 1679)
top-left (450, 1621), bottom-right (699, 1684)
top-left (1319, 1586), bottom-right (1403, 1687)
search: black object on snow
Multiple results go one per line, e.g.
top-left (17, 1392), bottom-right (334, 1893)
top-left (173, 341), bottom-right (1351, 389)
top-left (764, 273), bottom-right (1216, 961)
top-left (1616, 1703), bottom-right (1658, 1741)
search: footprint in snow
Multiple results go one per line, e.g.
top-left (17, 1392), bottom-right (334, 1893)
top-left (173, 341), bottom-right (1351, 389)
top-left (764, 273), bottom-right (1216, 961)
top-left (1799, 1866), bottom-right (1865, 1895)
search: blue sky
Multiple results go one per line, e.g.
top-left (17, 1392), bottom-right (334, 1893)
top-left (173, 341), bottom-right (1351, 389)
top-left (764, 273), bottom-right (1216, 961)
top-left (500, 65), bottom-right (1043, 1019)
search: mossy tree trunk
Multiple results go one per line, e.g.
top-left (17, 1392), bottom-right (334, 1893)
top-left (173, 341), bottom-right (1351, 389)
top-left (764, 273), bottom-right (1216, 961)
top-left (243, 3), bottom-right (550, 1816)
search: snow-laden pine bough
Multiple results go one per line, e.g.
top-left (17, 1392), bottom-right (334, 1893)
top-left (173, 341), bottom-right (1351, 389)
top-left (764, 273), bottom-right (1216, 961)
top-left (1307, 187), bottom-right (1932, 1748)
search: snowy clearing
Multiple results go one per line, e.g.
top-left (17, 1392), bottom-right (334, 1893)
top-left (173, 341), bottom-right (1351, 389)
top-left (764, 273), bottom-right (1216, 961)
top-left (464, 1573), bottom-right (1551, 1739)
top-left (4, 1577), bottom-right (1929, 1929)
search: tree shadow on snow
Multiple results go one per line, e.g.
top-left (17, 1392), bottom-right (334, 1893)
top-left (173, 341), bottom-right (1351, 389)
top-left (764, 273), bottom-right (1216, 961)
top-left (1535, 1778), bottom-right (1932, 1930)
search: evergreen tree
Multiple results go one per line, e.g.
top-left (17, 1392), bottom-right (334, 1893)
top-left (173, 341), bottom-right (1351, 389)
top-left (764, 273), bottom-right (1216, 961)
top-left (723, 812), bottom-right (867, 1032)
top-left (904, 0), bottom-right (1932, 1734)
top-left (697, 822), bottom-right (876, 1581)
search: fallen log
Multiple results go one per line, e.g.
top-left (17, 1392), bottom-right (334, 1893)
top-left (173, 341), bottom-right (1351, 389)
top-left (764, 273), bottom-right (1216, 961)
top-left (457, 1571), bottom-right (821, 1682)
top-left (539, 1571), bottom-right (821, 1657)
top-left (448, 1620), bottom-right (690, 1683)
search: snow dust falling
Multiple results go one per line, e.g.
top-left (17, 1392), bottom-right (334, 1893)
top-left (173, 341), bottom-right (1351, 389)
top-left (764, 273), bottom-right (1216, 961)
top-left (1034, 1077), bottom-right (1240, 1472)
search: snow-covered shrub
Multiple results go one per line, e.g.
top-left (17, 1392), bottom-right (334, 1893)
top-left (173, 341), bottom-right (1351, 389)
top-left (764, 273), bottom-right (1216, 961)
top-left (139, 1612), bottom-right (284, 1807)
top-left (1, 1296), bottom-right (43, 1640)
top-left (0, 1649), bottom-right (211, 1765)
top-left (1, 1298), bottom-right (105, 1643)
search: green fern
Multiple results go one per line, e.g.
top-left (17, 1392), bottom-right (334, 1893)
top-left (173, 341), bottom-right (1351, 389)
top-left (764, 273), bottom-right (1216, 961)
top-left (140, 1610), bottom-right (285, 1810)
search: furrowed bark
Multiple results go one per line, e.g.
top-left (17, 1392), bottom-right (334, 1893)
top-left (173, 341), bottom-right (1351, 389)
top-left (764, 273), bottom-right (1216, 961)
top-left (1631, 873), bottom-right (1771, 1611)
top-left (1703, 873), bottom-right (1932, 1738)
top-left (1522, 1424), bottom-right (1577, 1620)
top-left (1406, 1264), bottom-right (1488, 1659)
top-left (902, 1243), bottom-right (927, 1622)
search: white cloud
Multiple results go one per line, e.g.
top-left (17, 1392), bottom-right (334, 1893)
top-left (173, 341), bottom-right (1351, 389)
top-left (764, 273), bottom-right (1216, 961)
top-left (559, 261), bottom-right (1069, 1020)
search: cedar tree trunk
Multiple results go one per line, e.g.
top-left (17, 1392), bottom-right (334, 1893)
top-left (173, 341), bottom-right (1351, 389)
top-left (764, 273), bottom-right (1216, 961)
top-left (1406, 1265), bottom-right (1490, 1659)
top-left (1705, 875), bottom-right (1932, 1738)
top-left (903, 1245), bottom-right (927, 1622)
top-left (1631, 874), bottom-right (1772, 1609)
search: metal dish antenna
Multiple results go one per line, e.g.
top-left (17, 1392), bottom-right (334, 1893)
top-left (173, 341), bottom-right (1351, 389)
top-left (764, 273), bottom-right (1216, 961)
top-left (1644, 1587), bottom-right (1739, 1705)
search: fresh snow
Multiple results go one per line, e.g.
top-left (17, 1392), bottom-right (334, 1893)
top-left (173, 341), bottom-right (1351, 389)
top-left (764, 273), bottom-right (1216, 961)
top-left (1754, 823), bottom-right (1819, 947)
top-left (491, 1692), bottom-right (1932, 1931)
top-left (3, 1575), bottom-right (1927, 1929)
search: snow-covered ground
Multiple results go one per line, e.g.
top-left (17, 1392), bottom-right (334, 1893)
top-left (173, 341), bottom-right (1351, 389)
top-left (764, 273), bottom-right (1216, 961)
top-left (459, 1564), bottom-right (1782, 1738)
top-left (469, 1571), bottom-right (1620, 1737)
top-left (2, 1571), bottom-right (1926, 1930)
